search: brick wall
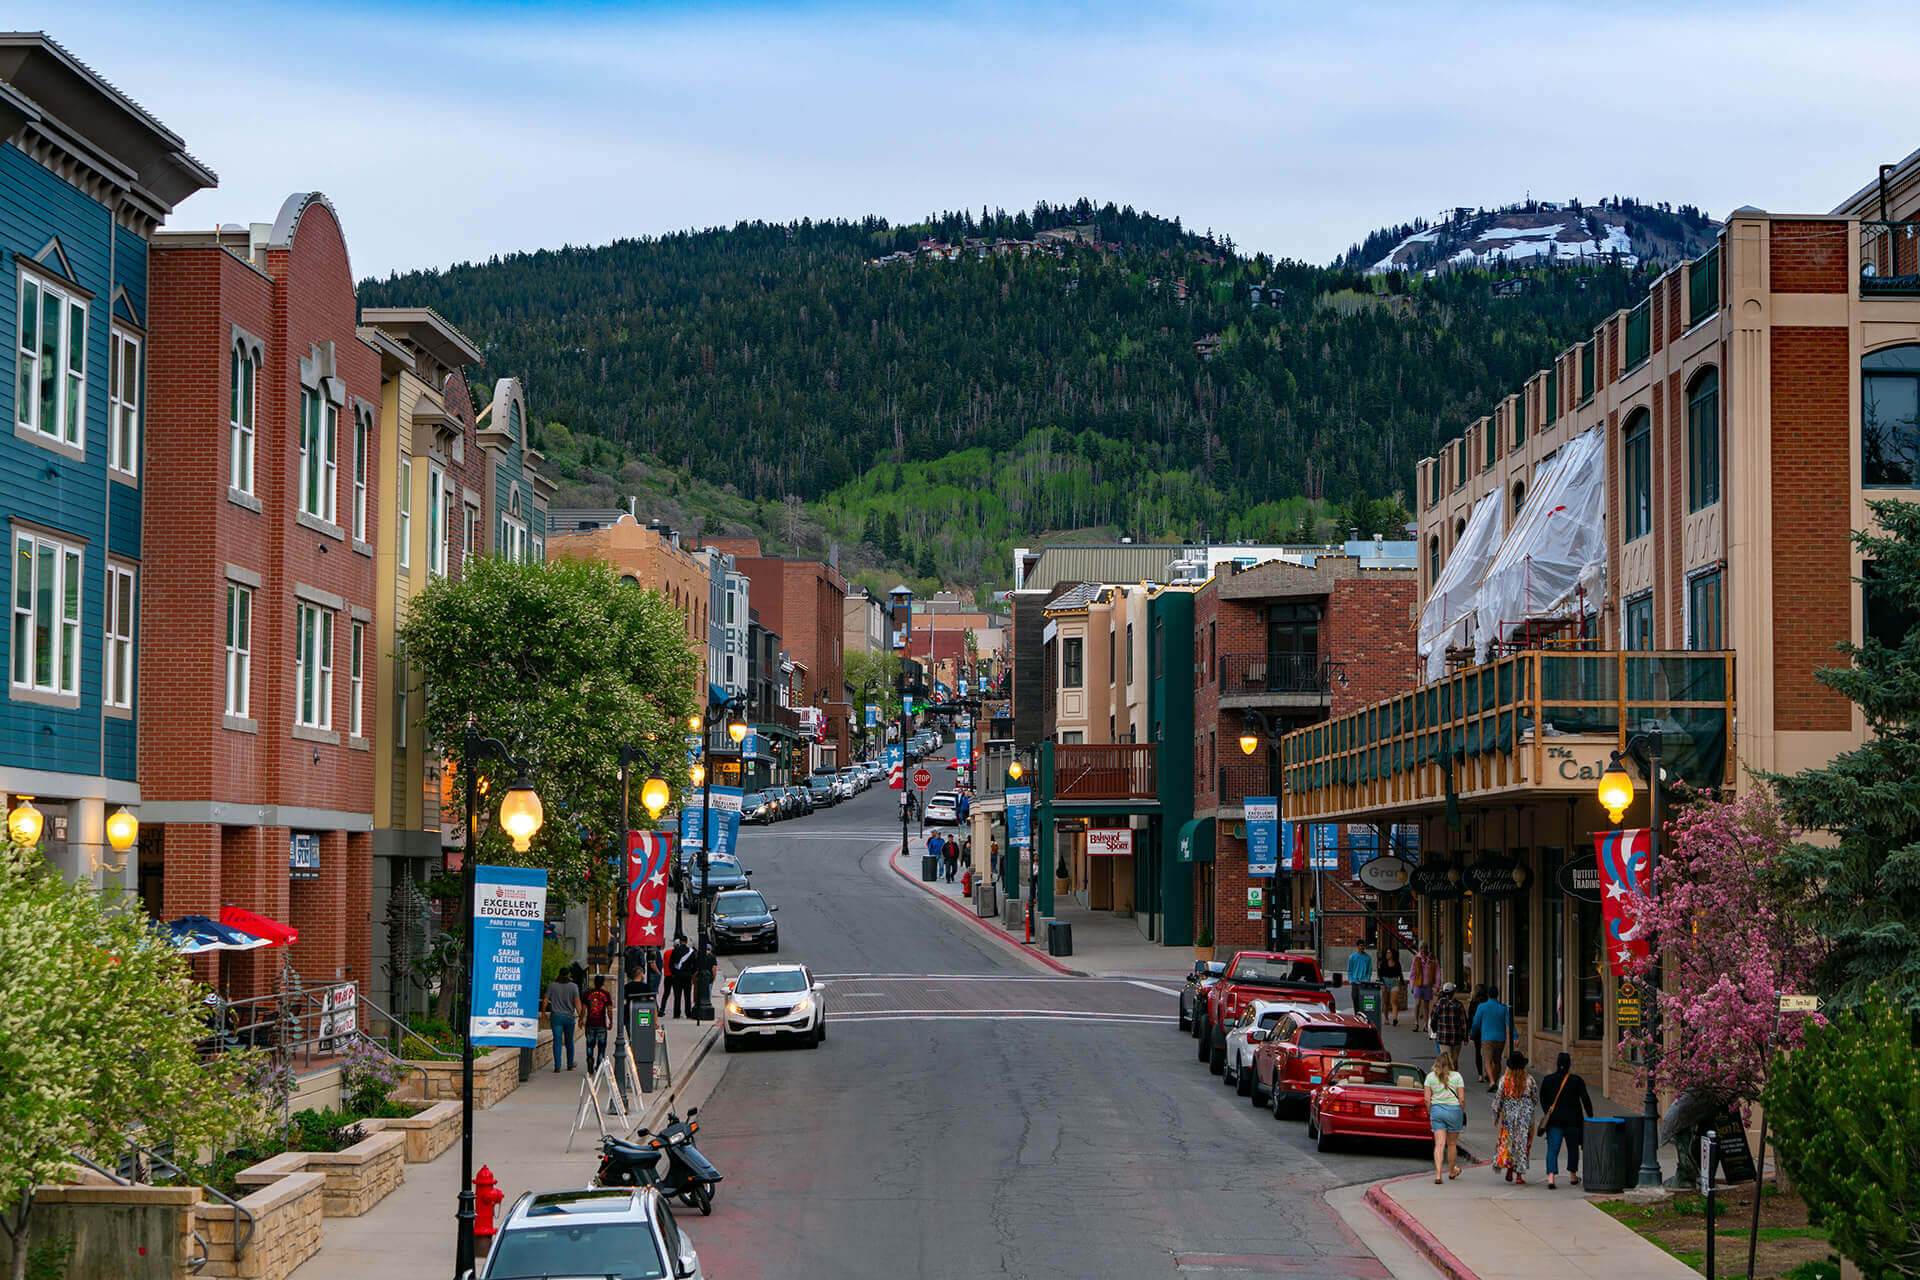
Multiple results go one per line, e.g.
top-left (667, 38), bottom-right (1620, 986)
top-left (1324, 575), bottom-right (1417, 712)
top-left (1769, 326), bottom-right (1854, 731)
top-left (1769, 221), bottom-right (1850, 293)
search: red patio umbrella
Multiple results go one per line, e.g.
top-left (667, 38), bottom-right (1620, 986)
top-left (219, 904), bottom-right (298, 948)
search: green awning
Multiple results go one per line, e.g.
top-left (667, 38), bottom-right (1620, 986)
top-left (1176, 816), bottom-right (1215, 864)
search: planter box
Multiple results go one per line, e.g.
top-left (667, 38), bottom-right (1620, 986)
top-left (361, 1100), bottom-right (462, 1163)
top-left (236, 1130), bottom-right (407, 1218)
top-left (534, 1027), bottom-right (554, 1072)
top-left (198, 1171), bottom-right (326, 1280)
top-left (403, 1046), bottom-right (522, 1109)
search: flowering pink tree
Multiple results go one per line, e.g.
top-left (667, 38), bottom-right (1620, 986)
top-left (1624, 788), bottom-right (1824, 1108)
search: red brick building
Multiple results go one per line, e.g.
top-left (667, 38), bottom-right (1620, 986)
top-left (141, 194), bottom-right (381, 999)
top-left (1190, 556), bottom-right (1416, 953)
top-left (707, 539), bottom-right (849, 769)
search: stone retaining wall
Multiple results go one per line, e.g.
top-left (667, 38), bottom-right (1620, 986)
top-left (404, 1045), bottom-right (525, 1108)
top-left (236, 1130), bottom-right (407, 1218)
top-left (197, 1171), bottom-right (326, 1280)
top-left (362, 1099), bottom-right (463, 1163)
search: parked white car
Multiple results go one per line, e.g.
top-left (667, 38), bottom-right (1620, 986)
top-left (482, 1186), bottom-right (703, 1280)
top-left (923, 791), bottom-right (959, 824)
top-left (1223, 998), bottom-right (1324, 1101)
top-left (723, 963), bottom-right (826, 1050)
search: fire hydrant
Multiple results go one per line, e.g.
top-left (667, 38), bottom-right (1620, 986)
top-left (474, 1165), bottom-right (504, 1249)
top-left (961, 867), bottom-right (973, 895)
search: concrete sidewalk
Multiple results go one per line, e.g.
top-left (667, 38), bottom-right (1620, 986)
top-left (298, 1010), bottom-right (723, 1280)
top-left (892, 832), bottom-right (1194, 980)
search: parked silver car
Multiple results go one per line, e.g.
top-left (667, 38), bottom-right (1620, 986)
top-left (481, 1186), bottom-right (704, 1280)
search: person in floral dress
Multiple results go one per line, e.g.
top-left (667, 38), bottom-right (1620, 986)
top-left (1492, 1050), bottom-right (1539, 1183)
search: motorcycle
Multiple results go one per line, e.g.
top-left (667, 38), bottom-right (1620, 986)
top-left (593, 1103), bottom-right (724, 1215)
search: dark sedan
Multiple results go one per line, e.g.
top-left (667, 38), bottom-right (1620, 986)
top-left (711, 888), bottom-right (779, 953)
top-left (679, 852), bottom-right (753, 896)
top-left (742, 790), bottom-right (780, 825)
top-left (1180, 960), bottom-right (1227, 1032)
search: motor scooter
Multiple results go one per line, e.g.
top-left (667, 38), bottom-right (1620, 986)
top-left (593, 1102), bottom-right (724, 1215)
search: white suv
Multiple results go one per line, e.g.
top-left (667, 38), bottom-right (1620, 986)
top-left (482, 1186), bottom-right (703, 1279)
top-left (723, 963), bottom-right (826, 1050)
top-left (1222, 998), bottom-right (1324, 1102)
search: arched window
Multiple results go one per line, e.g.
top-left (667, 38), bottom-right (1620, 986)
top-left (507, 397), bottom-right (521, 443)
top-left (1687, 368), bottom-right (1720, 511)
top-left (1512, 480), bottom-right (1526, 519)
top-left (1863, 344), bottom-right (1920, 487)
top-left (1623, 409), bottom-right (1652, 541)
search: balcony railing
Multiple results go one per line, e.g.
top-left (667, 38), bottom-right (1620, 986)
top-left (1282, 649), bottom-right (1733, 821)
top-left (1053, 743), bottom-right (1157, 801)
top-left (1861, 221), bottom-right (1920, 296)
top-left (1219, 652), bottom-right (1340, 698)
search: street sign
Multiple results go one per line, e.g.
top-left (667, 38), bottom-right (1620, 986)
top-left (914, 768), bottom-right (931, 789)
top-left (1246, 886), bottom-right (1263, 921)
top-left (1777, 993), bottom-right (1822, 1013)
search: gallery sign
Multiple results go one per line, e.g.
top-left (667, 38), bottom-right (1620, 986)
top-left (1410, 860), bottom-right (1464, 899)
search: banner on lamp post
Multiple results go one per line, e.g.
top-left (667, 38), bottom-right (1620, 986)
top-left (1007, 787), bottom-right (1033, 848)
top-left (708, 786), bottom-right (743, 858)
top-left (1245, 797), bottom-right (1279, 875)
top-left (866, 704), bottom-right (879, 730)
top-left (885, 743), bottom-right (904, 788)
top-left (626, 831), bottom-right (674, 948)
top-left (1310, 823), bottom-right (1341, 871)
top-left (1595, 827), bottom-right (1654, 976)
top-left (469, 864), bottom-right (548, 1047)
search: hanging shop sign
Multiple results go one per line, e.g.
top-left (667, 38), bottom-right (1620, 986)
top-left (1557, 853), bottom-right (1605, 903)
top-left (1086, 827), bottom-right (1133, 856)
top-left (1410, 860), bottom-right (1465, 899)
top-left (1466, 854), bottom-right (1527, 898)
top-left (1358, 855), bottom-right (1413, 893)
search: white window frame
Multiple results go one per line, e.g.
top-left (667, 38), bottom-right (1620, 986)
top-left (10, 528), bottom-right (83, 696)
top-left (295, 602), bottom-right (334, 730)
top-left (15, 273), bottom-right (87, 450)
top-left (299, 390), bottom-right (339, 523)
top-left (230, 343), bottom-right (256, 494)
top-left (428, 465), bottom-right (447, 577)
top-left (501, 515), bottom-right (528, 563)
top-left (349, 619), bottom-right (365, 738)
top-left (397, 459), bottom-right (413, 569)
top-left (108, 329), bottom-right (140, 478)
top-left (463, 503), bottom-right (480, 566)
top-left (104, 561), bottom-right (135, 710)
top-left (352, 414), bottom-right (369, 541)
top-left (225, 583), bottom-right (252, 718)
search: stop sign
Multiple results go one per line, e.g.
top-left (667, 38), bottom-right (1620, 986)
top-left (914, 768), bottom-right (932, 789)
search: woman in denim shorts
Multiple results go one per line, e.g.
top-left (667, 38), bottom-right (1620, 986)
top-left (1425, 1046), bottom-right (1467, 1182)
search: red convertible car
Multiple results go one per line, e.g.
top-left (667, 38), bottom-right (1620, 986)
top-left (1251, 1011), bottom-right (1390, 1118)
top-left (1306, 1059), bottom-right (1431, 1152)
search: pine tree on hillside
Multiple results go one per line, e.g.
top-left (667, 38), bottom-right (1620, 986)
top-left (1771, 498), bottom-right (1920, 1012)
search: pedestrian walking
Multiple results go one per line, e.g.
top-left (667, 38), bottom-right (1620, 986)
top-left (1409, 944), bottom-right (1437, 1033)
top-left (1538, 1052), bottom-right (1594, 1190)
top-left (663, 934), bottom-right (695, 1018)
top-left (1471, 987), bottom-right (1512, 1092)
top-left (543, 969), bottom-right (581, 1072)
top-left (1345, 941), bottom-right (1373, 1013)
top-left (581, 975), bottom-right (614, 1073)
top-left (989, 838), bottom-right (1001, 881)
top-left (1466, 984), bottom-right (1490, 1080)
top-left (1377, 942), bottom-right (1405, 1026)
top-left (624, 952), bottom-right (660, 1023)
top-left (1429, 982), bottom-right (1467, 1060)
top-left (1492, 1051), bottom-right (1539, 1184)
top-left (1425, 1046), bottom-right (1467, 1183)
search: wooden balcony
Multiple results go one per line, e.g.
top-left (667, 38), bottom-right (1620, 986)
top-left (1053, 744), bottom-right (1157, 802)
top-left (1281, 649), bottom-right (1734, 824)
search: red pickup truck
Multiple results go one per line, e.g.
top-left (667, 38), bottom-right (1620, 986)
top-left (1198, 950), bottom-right (1339, 1074)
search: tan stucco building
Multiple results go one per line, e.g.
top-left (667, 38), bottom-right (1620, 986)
top-left (548, 514), bottom-right (713, 691)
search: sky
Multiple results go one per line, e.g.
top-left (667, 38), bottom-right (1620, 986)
top-left (25, 0), bottom-right (1920, 278)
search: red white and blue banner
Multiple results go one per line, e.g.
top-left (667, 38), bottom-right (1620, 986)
top-left (886, 743), bottom-right (904, 789)
top-left (469, 864), bottom-right (548, 1047)
top-left (626, 830), bottom-right (675, 948)
top-left (1594, 827), bottom-right (1654, 976)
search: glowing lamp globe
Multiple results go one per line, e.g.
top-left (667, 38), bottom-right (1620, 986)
top-left (1007, 760), bottom-right (1023, 781)
top-left (7, 796), bottom-right (44, 848)
top-left (727, 713), bottom-right (748, 745)
top-left (689, 761), bottom-right (706, 787)
top-left (1597, 759), bottom-right (1635, 825)
top-left (106, 806), bottom-right (140, 853)
top-left (498, 776), bottom-right (545, 852)
top-left (1239, 730), bottom-right (1260, 757)
top-left (640, 772), bottom-right (672, 820)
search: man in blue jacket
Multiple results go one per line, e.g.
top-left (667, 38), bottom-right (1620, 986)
top-left (1344, 941), bottom-right (1373, 1012)
top-left (1470, 989), bottom-right (1513, 1092)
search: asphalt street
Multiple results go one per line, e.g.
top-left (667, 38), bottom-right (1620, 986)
top-left (682, 764), bottom-right (1430, 1279)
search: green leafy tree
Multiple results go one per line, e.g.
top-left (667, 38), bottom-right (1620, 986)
top-left (1772, 499), bottom-right (1920, 1013)
top-left (845, 649), bottom-right (902, 722)
top-left (397, 556), bottom-right (699, 912)
top-left (0, 842), bottom-right (259, 1280)
top-left (1765, 988), bottom-right (1920, 1278)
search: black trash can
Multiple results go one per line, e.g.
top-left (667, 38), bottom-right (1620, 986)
top-left (1047, 920), bottom-right (1074, 957)
top-left (1582, 1117), bottom-right (1631, 1193)
top-left (1351, 981), bottom-right (1384, 1028)
top-left (921, 854), bottom-right (939, 881)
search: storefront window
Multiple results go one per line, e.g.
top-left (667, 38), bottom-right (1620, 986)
top-left (1577, 895), bottom-right (1605, 1040)
top-left (1540, 848), bottom-right (1565, 1033)
top-left (1511, 873), bottom-right (1530, 1016)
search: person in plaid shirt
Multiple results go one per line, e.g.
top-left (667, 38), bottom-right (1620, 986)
top-left (1429, 981), bottom-right (1468, 1056)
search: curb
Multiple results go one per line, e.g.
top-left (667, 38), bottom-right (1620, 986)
top-left (886, 844), bottom-right (1082, 976)
top-left (1361, 1170), bottom-right (1484, 1280)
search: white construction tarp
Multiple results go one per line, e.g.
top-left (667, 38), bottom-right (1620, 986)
top-left (1417, 488), bottom-right (1503, 682)
top-left (1473, 426), bottom-right (1608, 657)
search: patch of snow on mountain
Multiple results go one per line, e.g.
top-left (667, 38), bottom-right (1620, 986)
top-left (1371, 228), bottom-right (1440, 273)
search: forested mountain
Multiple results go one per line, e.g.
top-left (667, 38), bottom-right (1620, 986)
top-left (359, 201), bottom-right (1654, 594)
top-left (1345, 196), bottom-right (1718, 275)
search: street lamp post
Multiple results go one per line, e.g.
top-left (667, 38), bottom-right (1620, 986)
top-left (1597, 729), bottom-right (1665, 1191)
top-left (1239, 710), bottom-right (1289, 951)
top-left (614, 745), bottom-right (672, 1106)
top-left (455, 721), bottom-right (542, 1280)
top-left (890, 585), bottom-right (914, 872)
top-left (688, 696), bottom-right (748, 1020)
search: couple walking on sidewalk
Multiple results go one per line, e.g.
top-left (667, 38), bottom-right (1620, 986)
top-left (1424, 1045), bottom-right (1594, 1190)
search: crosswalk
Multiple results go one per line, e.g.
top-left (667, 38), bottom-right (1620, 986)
top-left (816, 973), bottom-right (1175, 1026)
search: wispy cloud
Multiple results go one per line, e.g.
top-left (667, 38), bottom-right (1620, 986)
top-left (24, 0), bottom-right (1920, 275)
